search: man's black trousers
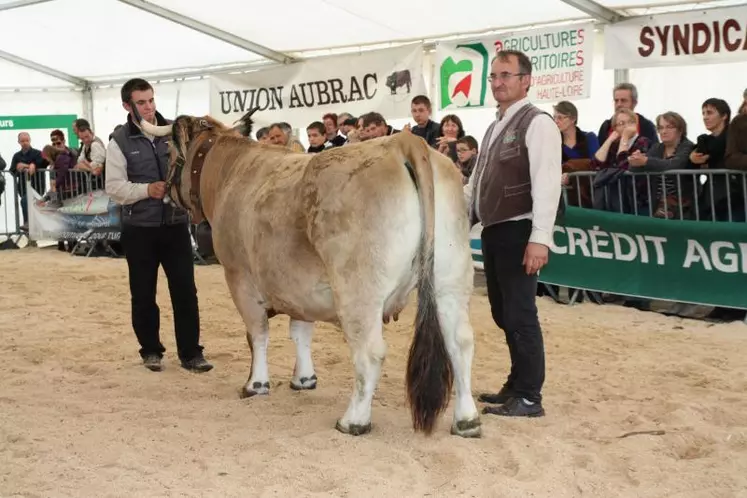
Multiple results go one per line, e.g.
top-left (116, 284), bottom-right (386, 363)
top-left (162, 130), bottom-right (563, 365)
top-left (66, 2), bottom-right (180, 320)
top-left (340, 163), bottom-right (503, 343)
top-left (121, 223), bottom-right (203, 361)
top-left (480, 219), bottom-right (545, 403)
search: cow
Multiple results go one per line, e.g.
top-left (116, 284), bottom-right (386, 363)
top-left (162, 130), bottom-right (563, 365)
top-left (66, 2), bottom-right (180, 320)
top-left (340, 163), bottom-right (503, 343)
top-left (136, 109), bottom-right (481, 439)
top-left (386, 69), bottom-right (412, 95)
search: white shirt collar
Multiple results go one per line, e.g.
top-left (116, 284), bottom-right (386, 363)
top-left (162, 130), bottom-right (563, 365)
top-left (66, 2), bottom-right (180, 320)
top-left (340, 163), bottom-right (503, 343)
top-left (495, 96), bottom-right (531, 122)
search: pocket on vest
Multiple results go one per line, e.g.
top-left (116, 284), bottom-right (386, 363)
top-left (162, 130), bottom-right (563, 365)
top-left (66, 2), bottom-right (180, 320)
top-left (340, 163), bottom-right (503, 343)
top-left (498, 144), bottom-right (521, 160)
top-left (504, 181), bottom-right (531, 197)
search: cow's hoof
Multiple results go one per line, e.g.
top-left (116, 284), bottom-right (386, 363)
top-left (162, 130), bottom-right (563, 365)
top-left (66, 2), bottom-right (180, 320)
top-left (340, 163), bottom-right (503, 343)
top-left (450, 417), bottom-right (482, 438)
top-left (238, 381), bottom-right (270, 399)
top-left (335, 419), bottom-right (372, 436)
top-left (290, 374), bottom-right (317, 391)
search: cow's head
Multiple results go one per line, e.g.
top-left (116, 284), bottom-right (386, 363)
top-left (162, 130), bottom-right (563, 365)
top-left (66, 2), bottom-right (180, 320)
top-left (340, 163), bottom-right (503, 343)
top-left (134, 105), bottom-right (258, 214)
top-left (386, 73), bottom-right (396, 89)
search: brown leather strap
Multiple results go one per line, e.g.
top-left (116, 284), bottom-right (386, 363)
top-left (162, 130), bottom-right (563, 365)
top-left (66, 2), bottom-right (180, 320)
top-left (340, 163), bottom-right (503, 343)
top-left (189, 136), bottom-right (215, 223)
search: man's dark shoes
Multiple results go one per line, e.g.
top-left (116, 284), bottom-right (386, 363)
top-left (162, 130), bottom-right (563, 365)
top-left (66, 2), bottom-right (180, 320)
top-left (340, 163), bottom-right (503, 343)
top-left (482, 397), bottom-right (545, 417)
top-left (181, 354), bottom-right (214, 373)
top-left (478, 386), bottom-right (516, 405)
top-left (143, 354), bottom-right (163, 372)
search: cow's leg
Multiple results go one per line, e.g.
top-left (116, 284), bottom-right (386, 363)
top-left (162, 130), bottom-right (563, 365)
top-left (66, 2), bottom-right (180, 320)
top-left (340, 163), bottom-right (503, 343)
top-left (335, 308), bottom-right (386, 436)
top-left (436, 292), bottom-right (481, 438)
top-left (224, 269), bottom-right (271, 398)
top-left (241, 316), bottom-right (271, 398)
top-left (289, 319), bottom-right (317, 390)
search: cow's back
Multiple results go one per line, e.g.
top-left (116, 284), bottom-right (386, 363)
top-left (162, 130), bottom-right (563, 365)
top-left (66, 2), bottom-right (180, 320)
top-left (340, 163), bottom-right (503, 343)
top-left (204, 143), bottom-right (337, 319)
top-left (300, 135), bottom-right (423, 243)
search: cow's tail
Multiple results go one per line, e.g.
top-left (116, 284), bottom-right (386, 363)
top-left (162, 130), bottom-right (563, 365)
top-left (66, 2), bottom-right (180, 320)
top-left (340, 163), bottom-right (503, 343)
top-left (402, 133), bottom-right (454, 436)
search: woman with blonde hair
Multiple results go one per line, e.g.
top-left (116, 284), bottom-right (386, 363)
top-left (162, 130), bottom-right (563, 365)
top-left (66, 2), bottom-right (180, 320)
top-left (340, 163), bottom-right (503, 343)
top-left (591, 108), bottom-right (652, 214)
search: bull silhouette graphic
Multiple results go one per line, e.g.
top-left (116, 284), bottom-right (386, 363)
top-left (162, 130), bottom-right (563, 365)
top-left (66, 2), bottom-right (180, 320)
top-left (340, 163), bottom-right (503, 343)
top-left (386, 69), bottom-right (412, 95)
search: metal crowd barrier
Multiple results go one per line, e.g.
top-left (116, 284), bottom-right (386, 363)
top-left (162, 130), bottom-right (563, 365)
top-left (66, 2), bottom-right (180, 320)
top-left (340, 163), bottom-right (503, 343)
top-left (565, 169), bottom-right (747, 222)
top-left (0, 168), bottom-right (112, 253)
top-left (547, 169), bottom-right (747, 319)
top-left (1, 168), bottom-right (210, 263)
top-left (0, 171), bottom-right (24, 248)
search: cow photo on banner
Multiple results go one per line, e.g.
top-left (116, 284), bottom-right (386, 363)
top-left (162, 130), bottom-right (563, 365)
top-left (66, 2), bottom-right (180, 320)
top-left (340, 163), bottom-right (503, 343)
top-left (436, 22), bottom-right (594, 110)
top-left (209, 45), bottom-right (426, 128)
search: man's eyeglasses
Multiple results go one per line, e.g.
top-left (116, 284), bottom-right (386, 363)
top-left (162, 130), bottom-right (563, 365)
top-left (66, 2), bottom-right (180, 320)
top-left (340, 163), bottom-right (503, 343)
top-left (488, 72), bottom-right (527, 82)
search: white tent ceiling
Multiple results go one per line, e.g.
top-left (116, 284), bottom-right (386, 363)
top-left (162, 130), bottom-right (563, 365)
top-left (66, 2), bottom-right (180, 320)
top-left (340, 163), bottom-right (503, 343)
top-left (0, 0), bottom-right (743, 88)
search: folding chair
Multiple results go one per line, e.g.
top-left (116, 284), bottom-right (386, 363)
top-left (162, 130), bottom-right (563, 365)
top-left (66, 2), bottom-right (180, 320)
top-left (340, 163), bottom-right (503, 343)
top-left (70, 228), bottom-right (121, 258)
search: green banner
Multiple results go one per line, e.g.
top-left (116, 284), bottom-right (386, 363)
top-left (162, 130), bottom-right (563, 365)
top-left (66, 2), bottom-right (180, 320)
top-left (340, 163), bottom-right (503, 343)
top-left (0, 114), bottom-right (78, 148)
top-left (537, 207), bottom-right (747, 309)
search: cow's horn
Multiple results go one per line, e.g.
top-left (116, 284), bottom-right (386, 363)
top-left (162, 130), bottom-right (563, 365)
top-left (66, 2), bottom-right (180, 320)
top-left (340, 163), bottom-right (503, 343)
top-left (245, 106), bottom-right (260, 118)
top-left (140, 119), bottom-right (172, 137)
top-left (129, 100), bottom-right (172, 137)
top-left (232, 106), bottom-right (258, 137)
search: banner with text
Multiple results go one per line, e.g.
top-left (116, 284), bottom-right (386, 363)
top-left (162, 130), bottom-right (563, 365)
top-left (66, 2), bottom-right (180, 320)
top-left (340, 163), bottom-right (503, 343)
top-left (209, 45), bottom-right (426, 129)
top-left (604, 5), bottom-right (747, 69)
top-left (471, 207), bottom-right (747, 309)
top-left (436, 23), bottom-right (594, 110)
top-left (29, 183), bottom-right (121, 243)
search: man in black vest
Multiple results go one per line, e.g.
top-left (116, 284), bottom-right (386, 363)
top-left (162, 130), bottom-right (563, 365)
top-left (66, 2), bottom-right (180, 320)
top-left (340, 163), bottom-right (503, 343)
top-left (105, 78), bottom-right (212, 373)
top-left (465, 50), bottom-right (561, 417)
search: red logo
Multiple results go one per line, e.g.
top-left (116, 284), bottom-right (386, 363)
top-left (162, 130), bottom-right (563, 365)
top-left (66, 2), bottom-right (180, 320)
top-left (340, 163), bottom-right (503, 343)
top-left (452, 74), bottom-right (472, 98)
top-left (494, 40), bottom-right (503, 52)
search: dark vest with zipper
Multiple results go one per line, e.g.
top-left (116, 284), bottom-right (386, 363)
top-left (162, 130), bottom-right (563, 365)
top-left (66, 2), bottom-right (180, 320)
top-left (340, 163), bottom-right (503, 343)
top-left (111, 112), bottom-right (189, 227)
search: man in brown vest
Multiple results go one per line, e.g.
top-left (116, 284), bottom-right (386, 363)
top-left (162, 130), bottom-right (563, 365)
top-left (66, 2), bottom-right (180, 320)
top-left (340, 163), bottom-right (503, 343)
top-left (465, 50), bottom-right (562, 417)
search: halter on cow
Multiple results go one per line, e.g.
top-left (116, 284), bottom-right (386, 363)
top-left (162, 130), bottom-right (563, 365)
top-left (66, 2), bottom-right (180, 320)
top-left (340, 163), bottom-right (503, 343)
top-left (136, 108), bottom-right (482, 438)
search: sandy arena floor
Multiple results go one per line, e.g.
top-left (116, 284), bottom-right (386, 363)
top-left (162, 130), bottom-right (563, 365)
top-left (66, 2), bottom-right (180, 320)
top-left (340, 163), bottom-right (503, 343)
top-left (1, 248), bottom-right (746, 498)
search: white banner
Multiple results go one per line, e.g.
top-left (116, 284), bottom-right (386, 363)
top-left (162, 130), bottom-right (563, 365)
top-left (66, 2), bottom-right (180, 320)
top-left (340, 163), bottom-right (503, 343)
top-left (604, 5), bottom-right (747, 69)
top-left (435, 23), bottom-right (594, 109)
top-left (29, 182), bottom-right (121, 242)
top-left (209, 45), bottom-right (426, 129)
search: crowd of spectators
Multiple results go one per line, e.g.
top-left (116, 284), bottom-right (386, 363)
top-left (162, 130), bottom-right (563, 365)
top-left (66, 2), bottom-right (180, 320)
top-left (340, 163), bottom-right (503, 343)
top-left (253, 95), bottom-right (480, 185)
top-left (556, 83), bottom-right (747, 223)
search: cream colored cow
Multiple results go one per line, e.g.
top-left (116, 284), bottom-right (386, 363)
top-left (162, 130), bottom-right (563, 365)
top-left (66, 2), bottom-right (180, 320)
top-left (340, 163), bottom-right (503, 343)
top-left (140, 112), bottom-right (481, 438)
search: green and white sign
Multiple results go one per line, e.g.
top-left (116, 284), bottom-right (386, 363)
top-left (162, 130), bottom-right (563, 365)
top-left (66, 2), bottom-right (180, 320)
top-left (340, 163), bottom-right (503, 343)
top-left (436, 22), bottom-right (594, 109)
top-left (471, 207), bottom-right (747, 309)
top-left (0, 114), bottom-right (78, 151)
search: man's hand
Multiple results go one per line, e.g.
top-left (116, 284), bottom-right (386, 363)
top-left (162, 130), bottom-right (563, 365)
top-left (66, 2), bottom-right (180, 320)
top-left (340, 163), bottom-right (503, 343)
top-left (148, 181), bottom-right (167, 199)
top-left (28, 164), bottom-right (36, 175)
top-left (523, 242), bottom-right (549, 275)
